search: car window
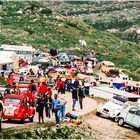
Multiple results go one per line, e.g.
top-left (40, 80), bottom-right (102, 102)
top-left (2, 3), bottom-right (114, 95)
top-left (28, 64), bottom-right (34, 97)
top-left (4, 98), bottom-right (20, 104)
top-left (129, 107), bottom-right (138, 114)
top-left (136, 110), bottom-right (140, 116)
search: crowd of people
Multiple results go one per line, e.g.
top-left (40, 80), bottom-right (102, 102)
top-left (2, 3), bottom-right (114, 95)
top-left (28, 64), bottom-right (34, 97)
top-left (35, 76), bottom-right (86, 126)
top-left (0, 55), bottom-right (95, 127)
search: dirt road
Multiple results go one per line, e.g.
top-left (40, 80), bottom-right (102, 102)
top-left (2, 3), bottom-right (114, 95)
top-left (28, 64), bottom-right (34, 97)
top-left (2, 91), bottom-right (97, 129)
top-left (80, 111), bottom-right (140, 139)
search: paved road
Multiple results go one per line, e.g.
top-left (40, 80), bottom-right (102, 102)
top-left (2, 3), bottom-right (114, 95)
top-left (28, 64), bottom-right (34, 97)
top-left (2, 91), bottom-right (97, 129)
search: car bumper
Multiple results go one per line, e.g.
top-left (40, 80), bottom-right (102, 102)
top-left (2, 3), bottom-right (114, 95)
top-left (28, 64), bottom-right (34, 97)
top-left (97, 108), bottom-right (110, 117)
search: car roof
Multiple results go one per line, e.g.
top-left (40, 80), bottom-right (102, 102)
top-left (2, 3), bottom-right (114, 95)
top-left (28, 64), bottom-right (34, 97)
top-left (113, 95), bottom-right (128, 102)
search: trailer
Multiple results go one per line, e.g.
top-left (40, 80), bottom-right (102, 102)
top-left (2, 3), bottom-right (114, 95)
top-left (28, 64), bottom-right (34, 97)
top-left (89, 86), bottom-right (140, 100)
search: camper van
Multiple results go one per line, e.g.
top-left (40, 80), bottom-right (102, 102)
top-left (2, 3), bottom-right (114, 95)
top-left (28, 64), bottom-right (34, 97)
top-left (101, 61), bottom-right (115, 73)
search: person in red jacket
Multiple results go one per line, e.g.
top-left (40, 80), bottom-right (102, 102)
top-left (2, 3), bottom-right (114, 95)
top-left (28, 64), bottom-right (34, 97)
top-left (55, 77), bottom-right (65, 94)
top-left (39, 82), bottom-right (48, 96)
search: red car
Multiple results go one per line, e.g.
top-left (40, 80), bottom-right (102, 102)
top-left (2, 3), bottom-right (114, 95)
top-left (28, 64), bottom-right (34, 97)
top-left (2, 94), bottom-right (35, 123)
top-left (18, 84), bottom-right (36, 106)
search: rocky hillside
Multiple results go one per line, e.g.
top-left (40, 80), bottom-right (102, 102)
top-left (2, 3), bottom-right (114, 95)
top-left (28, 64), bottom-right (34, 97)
top-left (0, 1), bottom-right (140, 74)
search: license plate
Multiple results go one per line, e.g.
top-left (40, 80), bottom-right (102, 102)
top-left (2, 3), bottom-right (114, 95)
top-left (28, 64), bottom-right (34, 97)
top-left (5, 109), bottom-right (14, 116)
top-left (103, 111), bottom-right (108, 114)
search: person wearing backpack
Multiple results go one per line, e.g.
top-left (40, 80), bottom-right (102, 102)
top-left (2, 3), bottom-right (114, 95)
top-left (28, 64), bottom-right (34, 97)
top-left (29, 80), bottom-right (37, 95)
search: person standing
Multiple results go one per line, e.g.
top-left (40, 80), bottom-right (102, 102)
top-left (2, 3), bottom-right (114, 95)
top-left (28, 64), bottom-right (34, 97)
top-left (47, 87), bottom-right (52, 98)
top-left (38, 82), bottom-right (48, 97)
top-left (45, 94), bottom-right (53, 121)
top-left (72, 87), bottom-right (78, 111)
top-left (59, 91), bottom-right (67, 120)
top-left (36, 94), bottom-right (45, 123)
top-left (52, 94), bottom-right (62, 126)
top-left (78, 85), bottom-right (85, 110)
top-left (29, 80), bottom-right (37, 95)
top-left (0, 96), bottom-right (3, 131)
top-left (55, 78), bottom-right (64, 94)
top-left (73, 78), bottom-right (79, 90)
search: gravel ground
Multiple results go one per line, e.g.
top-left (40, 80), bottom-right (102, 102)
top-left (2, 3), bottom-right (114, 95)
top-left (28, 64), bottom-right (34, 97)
top-left (80, 111), bottom-right (140, 139)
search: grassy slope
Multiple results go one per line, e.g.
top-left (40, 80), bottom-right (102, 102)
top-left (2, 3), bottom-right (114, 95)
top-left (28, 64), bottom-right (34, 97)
top-left (0, 1), bottom-right (140, 74)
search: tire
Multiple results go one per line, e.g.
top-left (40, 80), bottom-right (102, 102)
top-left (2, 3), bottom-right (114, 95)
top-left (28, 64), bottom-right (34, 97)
top-left (20, 119), bottom-right (25, 124)
top-left (115, 117), bottom-right (119, 122)
top-left (118, 118), bottom-right (124, 126)
top-left (115, 114), bottom-right (120, 122)
top-left (29, 115), bottom-right (34, 122)
top-left (8, 119), bottom-right (11, 122)
top-left (96, 111), bottom-right (101, 116)
top-left (134, 127), bottom-right (140, 132)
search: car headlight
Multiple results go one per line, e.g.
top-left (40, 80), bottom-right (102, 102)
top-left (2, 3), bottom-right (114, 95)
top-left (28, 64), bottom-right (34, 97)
top-left (97, 103), bottom-right (104, 109)
top-left (111, 109), bottom-right (119, 114)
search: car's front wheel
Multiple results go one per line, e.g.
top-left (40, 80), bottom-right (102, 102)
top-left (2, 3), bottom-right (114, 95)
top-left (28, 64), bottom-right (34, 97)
top-left (118, 118), bottom-right (124, 126)
top-left (115, 117), bottom-right (119, 122)
top-left (20, 119), bottom-right (25, 124)
top-left (29, 115), bottom-right (34, 122)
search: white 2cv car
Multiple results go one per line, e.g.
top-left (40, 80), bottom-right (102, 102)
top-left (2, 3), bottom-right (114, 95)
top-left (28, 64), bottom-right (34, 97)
top-left (96, 95), bottom-right (129, 119)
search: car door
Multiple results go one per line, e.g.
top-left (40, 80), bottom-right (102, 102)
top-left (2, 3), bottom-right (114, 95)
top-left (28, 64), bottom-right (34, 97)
top-left (131, 109), bottom-right (140, 128)
top-left (125, 107), bottom-right (138, 123)
top-left (22, 98), bottom-right (28, 117)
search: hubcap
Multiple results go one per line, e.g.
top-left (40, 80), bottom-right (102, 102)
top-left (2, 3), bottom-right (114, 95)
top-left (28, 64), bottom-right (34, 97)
top-left (119, 119), bottom-right (123, 125)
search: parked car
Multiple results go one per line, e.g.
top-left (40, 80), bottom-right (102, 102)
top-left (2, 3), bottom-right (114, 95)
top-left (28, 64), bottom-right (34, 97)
top-left (115, 105), bottom-right (140, 131)
top-left (96, 95), bottom-right (134, 119)
top-left (2, 94), bottom-right (35, 123)
top-left (18, 84), bottom-right (36, 106)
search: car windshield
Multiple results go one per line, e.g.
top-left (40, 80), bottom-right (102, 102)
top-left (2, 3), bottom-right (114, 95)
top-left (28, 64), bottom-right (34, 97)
top-left (4, 98), bottom-right (20, 104)
top-left (111, 96), bottom-right (128, 106)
